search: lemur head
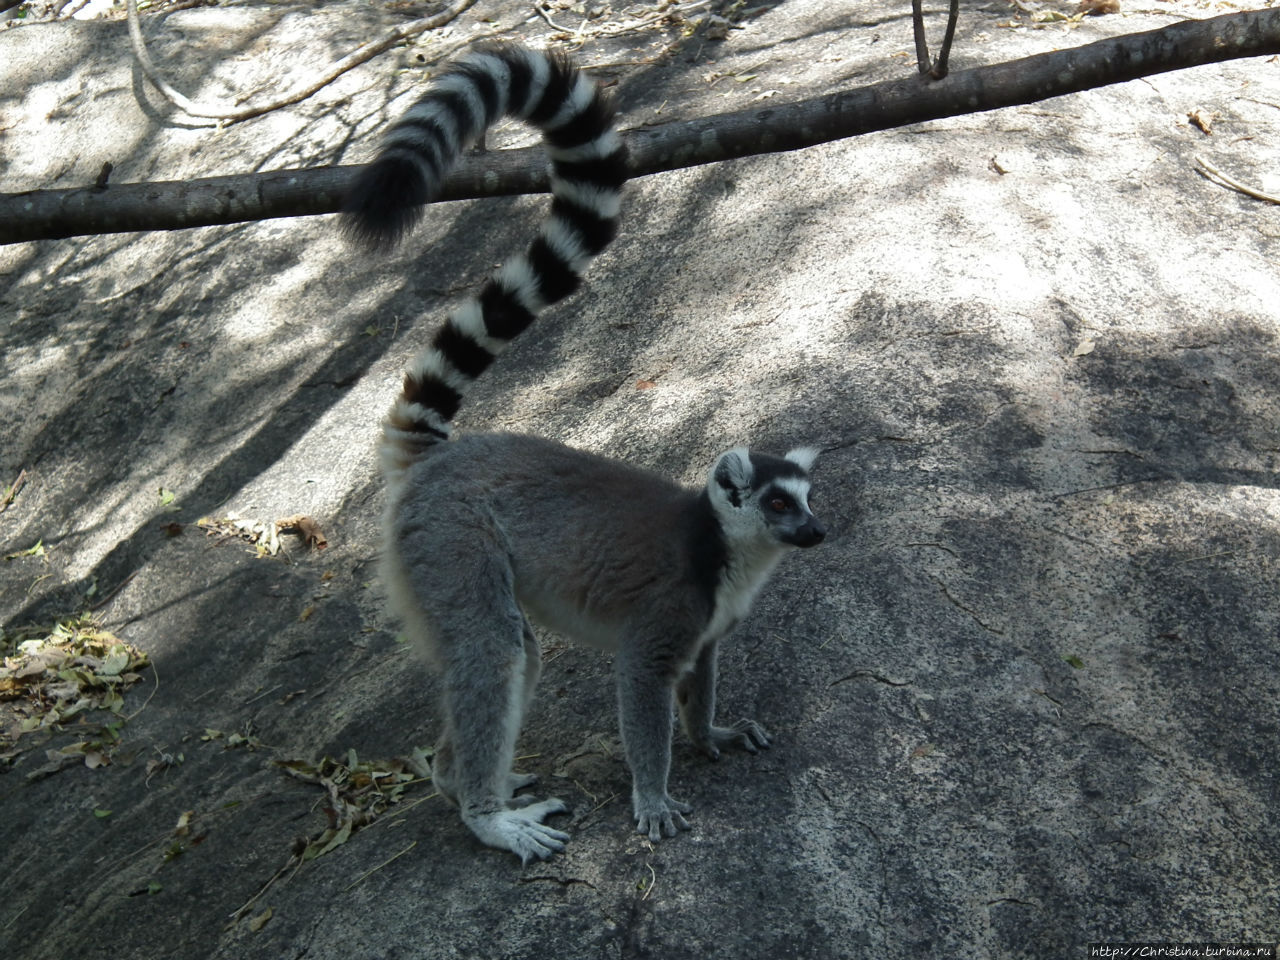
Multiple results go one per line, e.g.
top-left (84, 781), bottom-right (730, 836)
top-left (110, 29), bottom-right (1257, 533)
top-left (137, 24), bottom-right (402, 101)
top-left (707, 447), bottom-right (826, 550)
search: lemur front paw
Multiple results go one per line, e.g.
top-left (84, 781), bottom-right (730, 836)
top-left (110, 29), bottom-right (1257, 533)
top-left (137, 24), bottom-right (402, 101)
top-left (696, 719), bottom-right (772, 760)
top-left (633, 795), bottom-right (694, 841)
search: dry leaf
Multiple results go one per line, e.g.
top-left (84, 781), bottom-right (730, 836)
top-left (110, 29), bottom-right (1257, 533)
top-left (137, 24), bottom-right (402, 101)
top-left (1188, 110), bottom-right (1213, 136)
top-left (635, 379), bottom-right (658, 391)
top-left (277, 515), bottom-right (328, 550)
top-left (198, 515), bottom-right (281, 555)
top-left (100, 645), bottom-right (130, 677)
top-left (1072, 339), bottom-right (1096, 357)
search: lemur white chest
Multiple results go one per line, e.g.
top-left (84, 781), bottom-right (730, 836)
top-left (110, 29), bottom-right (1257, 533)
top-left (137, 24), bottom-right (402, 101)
top-left (680, 548), bottom-right (784, 675)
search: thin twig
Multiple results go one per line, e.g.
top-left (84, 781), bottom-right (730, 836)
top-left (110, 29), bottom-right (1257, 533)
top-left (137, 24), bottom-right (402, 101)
top-left (242, 683), bottom-right (283, 706)
top-left (363, 792), bottom-right (436, 827)
top-left (536, 0), bottom-right (710, 41)
top-left (1175, 550), bottom-right (1236, 564)
top-left (226, 857), bottom-right (298, 926)
top-left (641, 861), bottom-right (658, 900)
top-left (935, 0), bottom-right (961, 79)
top-left (594, 0), bottom-right (711, 38)
top-left (125, 655), bottom-right (159, 722)
top-left (588, 791), bottom-right (620, 816)
top-left (146, 0), bottom-right (220, 14)
top-left (912, 0), bottom-right (961, 79)
top-left (127, 0), bottom-right (478, 123)
top-left (89, 571), bottom-right (138, 611)
top-left (1, 903), bottom-right (29, 933)
top-left (1, 468), bottom-right (26, 513)
top-left (911, 0), bottom-right (932, 75)
top-left (1195, 156), bottom-right (1280, 204)
top-left (342, 840), bottom-right (418, 892)
top-left (532, 2), bottom-right (574, 33)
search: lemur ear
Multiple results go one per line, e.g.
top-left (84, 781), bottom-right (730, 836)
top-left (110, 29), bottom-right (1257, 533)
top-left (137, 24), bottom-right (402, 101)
top-left (785, 446), bottom-right (820, 473)
top-left (710, 448), bottom-right (754, 506)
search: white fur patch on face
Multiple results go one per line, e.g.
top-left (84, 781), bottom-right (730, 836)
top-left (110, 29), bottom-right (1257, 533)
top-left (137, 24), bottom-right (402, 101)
top-left (774, 476), bottom-right (813, 509)
top-left (715, 498), bottom-right (768, 541)
top-left (785, 446), bottom-right (820, 473)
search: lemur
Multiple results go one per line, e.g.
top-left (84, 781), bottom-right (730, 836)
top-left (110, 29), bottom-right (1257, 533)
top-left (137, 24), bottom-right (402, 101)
top-left (343, 44), bottom-right (826, 863)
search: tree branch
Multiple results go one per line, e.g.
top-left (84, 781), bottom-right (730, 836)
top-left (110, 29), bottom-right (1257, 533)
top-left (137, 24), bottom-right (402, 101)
top-left (912, 0), bottom-right (961, 80)
top-left (2, 9), bottom-right (1278, 244)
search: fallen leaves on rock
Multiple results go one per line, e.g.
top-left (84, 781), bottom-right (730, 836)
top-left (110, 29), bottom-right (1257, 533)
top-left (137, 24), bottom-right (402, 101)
top-left (275, 747), bottom-right (432, 862)
top-left (227, 747), bottom-right (434, 927)
top-left (1, 614), bottom-right (151, 773)
top-left (197, 514), bottom-right (328, 555)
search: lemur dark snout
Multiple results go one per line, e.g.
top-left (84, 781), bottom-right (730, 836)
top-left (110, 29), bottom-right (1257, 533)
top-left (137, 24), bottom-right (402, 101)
top-left (801, 521), bottom-right (826, 547)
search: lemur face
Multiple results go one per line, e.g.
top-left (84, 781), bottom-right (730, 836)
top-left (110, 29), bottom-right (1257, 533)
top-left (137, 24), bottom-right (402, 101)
top-left (710, 448), bottom-right (826, 550)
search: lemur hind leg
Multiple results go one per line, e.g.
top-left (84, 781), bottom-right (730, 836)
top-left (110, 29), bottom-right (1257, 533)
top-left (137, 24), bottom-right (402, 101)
top-left (424, 549), bottom-right (567, 862)
top-left (437, 618), bottom-right (544, 805)
top-left (441, 611), bottom-right (567, 861)
top-left (504, 619), bottom-right (545, 805)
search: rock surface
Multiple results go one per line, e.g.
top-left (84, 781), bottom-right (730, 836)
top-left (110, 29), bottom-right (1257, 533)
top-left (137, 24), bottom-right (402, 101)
top-left (1, 2), bottom-right (1277, 958)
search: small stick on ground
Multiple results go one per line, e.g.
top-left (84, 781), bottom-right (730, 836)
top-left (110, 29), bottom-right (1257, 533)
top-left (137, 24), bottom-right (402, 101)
top-left (127, 0), bottom-right (478, 123)
top-left (342, 840), bottom-right (418, 893)
top-left (2, 468), bottom-right (27, 512)
top-left (1195, 156), bottom-right (1280, 204)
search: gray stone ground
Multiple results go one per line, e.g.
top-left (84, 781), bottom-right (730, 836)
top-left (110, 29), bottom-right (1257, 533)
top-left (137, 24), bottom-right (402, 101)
top-left (1, 1), bottom-right (1277, 958)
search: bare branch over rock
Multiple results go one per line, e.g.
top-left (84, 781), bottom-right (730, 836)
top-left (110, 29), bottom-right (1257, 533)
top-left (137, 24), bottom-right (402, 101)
top-left (2, 8), bottom-right (1277, 244)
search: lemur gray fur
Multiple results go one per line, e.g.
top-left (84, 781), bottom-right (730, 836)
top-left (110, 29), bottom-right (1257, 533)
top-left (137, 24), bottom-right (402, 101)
top-left (343, 44), bottom-right (826, 863)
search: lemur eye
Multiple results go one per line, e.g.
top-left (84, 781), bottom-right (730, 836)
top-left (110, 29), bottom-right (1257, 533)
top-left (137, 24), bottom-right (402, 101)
top-left (770, 497), bottom-right (789, 513)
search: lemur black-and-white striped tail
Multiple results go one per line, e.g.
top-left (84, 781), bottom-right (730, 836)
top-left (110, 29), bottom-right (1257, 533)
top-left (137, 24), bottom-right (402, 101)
top-left (342, 45), bottom-right (628, 486)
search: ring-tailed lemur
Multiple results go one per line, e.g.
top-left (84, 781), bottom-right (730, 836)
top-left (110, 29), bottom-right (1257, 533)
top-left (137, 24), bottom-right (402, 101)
top-left (344, 44), bottom-right (826, 864)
